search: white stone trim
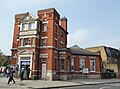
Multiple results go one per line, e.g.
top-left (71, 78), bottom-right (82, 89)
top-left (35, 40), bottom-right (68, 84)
top-left (80, 56), bottom-right (86, 58)
top-left (59, 52), bottom-right (65, 54)
top-left (55, 38), bottom-right (58, 41)
top-left (40, 46), bottom-right (54, 48)
top-left (41, 37), bottom-right (47, 39)
top-left (54, 50), bottom-right (58, 53)
top-left (19, 35), bottom-right (39, 39)
top-left (18, 54), bottom-right (33, 78)
top-left (42, 21), bottom-right (48, 24)
top-left (40, 54), bottom-right (48, 58)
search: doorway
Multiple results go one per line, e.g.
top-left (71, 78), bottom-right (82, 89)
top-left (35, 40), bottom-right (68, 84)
top-left (41, 62), bottom-right (46, 79)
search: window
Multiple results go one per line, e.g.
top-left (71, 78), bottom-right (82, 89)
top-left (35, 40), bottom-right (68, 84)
top-left (60, 59), bottom-right (64, 71)
top-left (22, 22), bottom-right (36, 31)
top-left (60, 43), bottom-right (63, 48)
top-left (55, 40), bottom-right (57, 48)
top-left (29, 22), bottom-right (35, 29)
top-left (80, 58), bottom-right (85, 72)
top-left (22, 23), bottom-right (29, 30)
top-left (19, 39), bottom-right (22, 46)
top-left (67, 59), bottom-right (70, 71)
top-left (55, 25), bottom-right (57, 32)
top-left (41, 58), bottom-right (47, 62)
top-left (43, 23), bottom-right (47, 31)
top-left (60, 31), bottom-right (63, 37)
top-left (32, 38), bottom-right (34, 45)
top-left (55, 33), bottom-right (57, 38)
top-left (54, 58), bottom-right (57, 70)
top-left (24, 38), bottom-right (30, 46)
top-left (42, 39), bottom-right (46, 46)
top-left (90, 59), bottom-right (95, 72)
top-left (71, 57), bottom-right (74, 71)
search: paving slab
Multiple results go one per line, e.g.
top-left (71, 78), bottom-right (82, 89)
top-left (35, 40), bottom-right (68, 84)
top-left (0, 76), bottom-right (120, 89)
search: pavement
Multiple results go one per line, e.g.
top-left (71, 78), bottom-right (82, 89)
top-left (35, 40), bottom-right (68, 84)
top-left (0, 75), bottom-right (120, 89)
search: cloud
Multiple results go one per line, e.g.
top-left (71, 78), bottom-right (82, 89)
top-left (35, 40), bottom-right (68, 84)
top-left (68, 28), bottom-right (120, 49)
top-left (68, 29), bottom-right (98, 47)
top-left (68, 29), bottom-right (89, 46)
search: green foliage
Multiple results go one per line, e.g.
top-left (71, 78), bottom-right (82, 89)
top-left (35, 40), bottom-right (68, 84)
top-left (0, 50), bottom-right (10, 67)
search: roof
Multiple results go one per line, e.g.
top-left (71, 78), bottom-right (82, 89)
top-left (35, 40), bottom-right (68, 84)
top-left (15, 13), bottom-right (27, 19)
top-left (20, 12), bottom-right (38, 22)
top-left (69, 45), bottom-right (100, 56)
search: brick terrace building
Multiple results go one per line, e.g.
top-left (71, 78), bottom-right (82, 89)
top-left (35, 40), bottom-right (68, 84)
top-left (11, 8), bottom-right (101, 80)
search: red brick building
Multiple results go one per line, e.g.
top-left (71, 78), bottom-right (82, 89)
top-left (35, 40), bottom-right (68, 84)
top-left (11, 8), bottom-right (101, 80)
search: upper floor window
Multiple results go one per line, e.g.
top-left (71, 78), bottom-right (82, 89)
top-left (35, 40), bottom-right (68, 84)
top-left (24, 38), bottom-right (30, 46)
top-left (42, 38), bottom-right (46, 46)
top-left (42, 19), bottom-right (48, 32)
top-left (90, 59), bottom-right (95, 72)
top-left (60, 43), bottom-right (63, 48)
top-left (55, 40), bottom-right (57, 48)
top-left (60, 40), bottom-right (64, 48)
top-left (21, 22), bottom-right (36, 31)
top-left (31, 37), bottom-right (34, 45)
top-left (19, 39), bottom-right (22, 46)
top-left (29, 22), bottom-right (35, 29)
top-left (60, 30), bottom-right (63, 37)
top-left (43, 23), bottom-right (47, 32)
top-left (22, 23), bottom-right (29, 30)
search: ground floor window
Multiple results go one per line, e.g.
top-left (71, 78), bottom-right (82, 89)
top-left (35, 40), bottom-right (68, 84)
top-left (60, 59), bottom-right (64, 71)
top-left (67, 59), bottom-right (70, 71)
top-left (71, 57), bottom-right (74, 71)
top-left (80, 58), bottom-right (85, 72)
top-left (90, 59), bottom-right (95, 72)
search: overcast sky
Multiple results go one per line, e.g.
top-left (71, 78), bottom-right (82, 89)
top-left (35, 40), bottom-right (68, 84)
top-left (1, 0), bottom-right (120, 55)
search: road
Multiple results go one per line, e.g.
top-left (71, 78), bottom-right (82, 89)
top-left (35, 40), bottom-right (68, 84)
top-left (52, 83), bottom-right (120, 89)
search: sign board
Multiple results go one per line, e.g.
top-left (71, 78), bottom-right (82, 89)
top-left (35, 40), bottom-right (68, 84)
top-left (82, 68), bottom-right (88, 73)
top-left (21, 61), bottom-right (30, 65)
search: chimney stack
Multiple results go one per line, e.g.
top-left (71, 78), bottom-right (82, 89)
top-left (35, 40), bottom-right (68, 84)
top-left (60, 16), bottom-right (67, 31)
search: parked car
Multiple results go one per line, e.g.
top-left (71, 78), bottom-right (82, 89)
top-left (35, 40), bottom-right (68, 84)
top-left (101, 69), bottom-right (116, 79)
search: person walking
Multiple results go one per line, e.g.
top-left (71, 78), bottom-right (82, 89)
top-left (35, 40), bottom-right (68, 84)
top-left (20, 68), bottom-right (24, 81)
top-left (6, 67), bottom-right (10, 78)
top-left (7, 68), bottom-right (15, 84)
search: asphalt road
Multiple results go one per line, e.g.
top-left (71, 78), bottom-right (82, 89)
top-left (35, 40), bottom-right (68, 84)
top-left (52, 83), bottom-right (120, 89)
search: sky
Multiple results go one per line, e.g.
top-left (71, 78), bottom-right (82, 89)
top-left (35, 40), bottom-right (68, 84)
top-left (1, 0), bottom-right (120, 55)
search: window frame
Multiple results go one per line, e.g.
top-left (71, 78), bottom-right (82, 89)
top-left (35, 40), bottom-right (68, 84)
top-left (80, 58), bottom-right (85, 72)
top-left (42, 38), bottom-right (47, 47)
top-left (90, 59), bottom-right (95, 72)
top-left (24, 38), bottom-right (30, 46)
top-left (60, 59), bottom-right (64, 71)
top-left (71, 57), bottom-right (74, 71)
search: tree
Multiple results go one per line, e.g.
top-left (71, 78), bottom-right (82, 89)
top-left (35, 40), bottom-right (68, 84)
top-left (0, 50), bottom-right (10, 66)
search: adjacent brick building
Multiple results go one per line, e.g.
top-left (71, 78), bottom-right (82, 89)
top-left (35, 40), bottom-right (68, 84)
top-left (11, 8), bottom-right (102, 80)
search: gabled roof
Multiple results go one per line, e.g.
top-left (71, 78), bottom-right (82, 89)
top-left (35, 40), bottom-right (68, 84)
top-left (69, 45), bottom-right (99, 56)
top-left (20, 12), bottom-right (38, 22)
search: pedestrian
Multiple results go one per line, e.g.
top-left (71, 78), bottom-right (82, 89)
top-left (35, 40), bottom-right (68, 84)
top-left (27, 67), bottom-right (30, 79)
top-left (6, 67), bottom-right (10, 78)
top-left (20, 68), bottom-right (24, 81)
top-left (7, 68), bottom-right (15, 84)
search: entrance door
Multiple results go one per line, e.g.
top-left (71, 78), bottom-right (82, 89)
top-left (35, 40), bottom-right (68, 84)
top-left (42, 62), bottom-right (46, 79)
top-left (20, 61), bottom-right (30, 79)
